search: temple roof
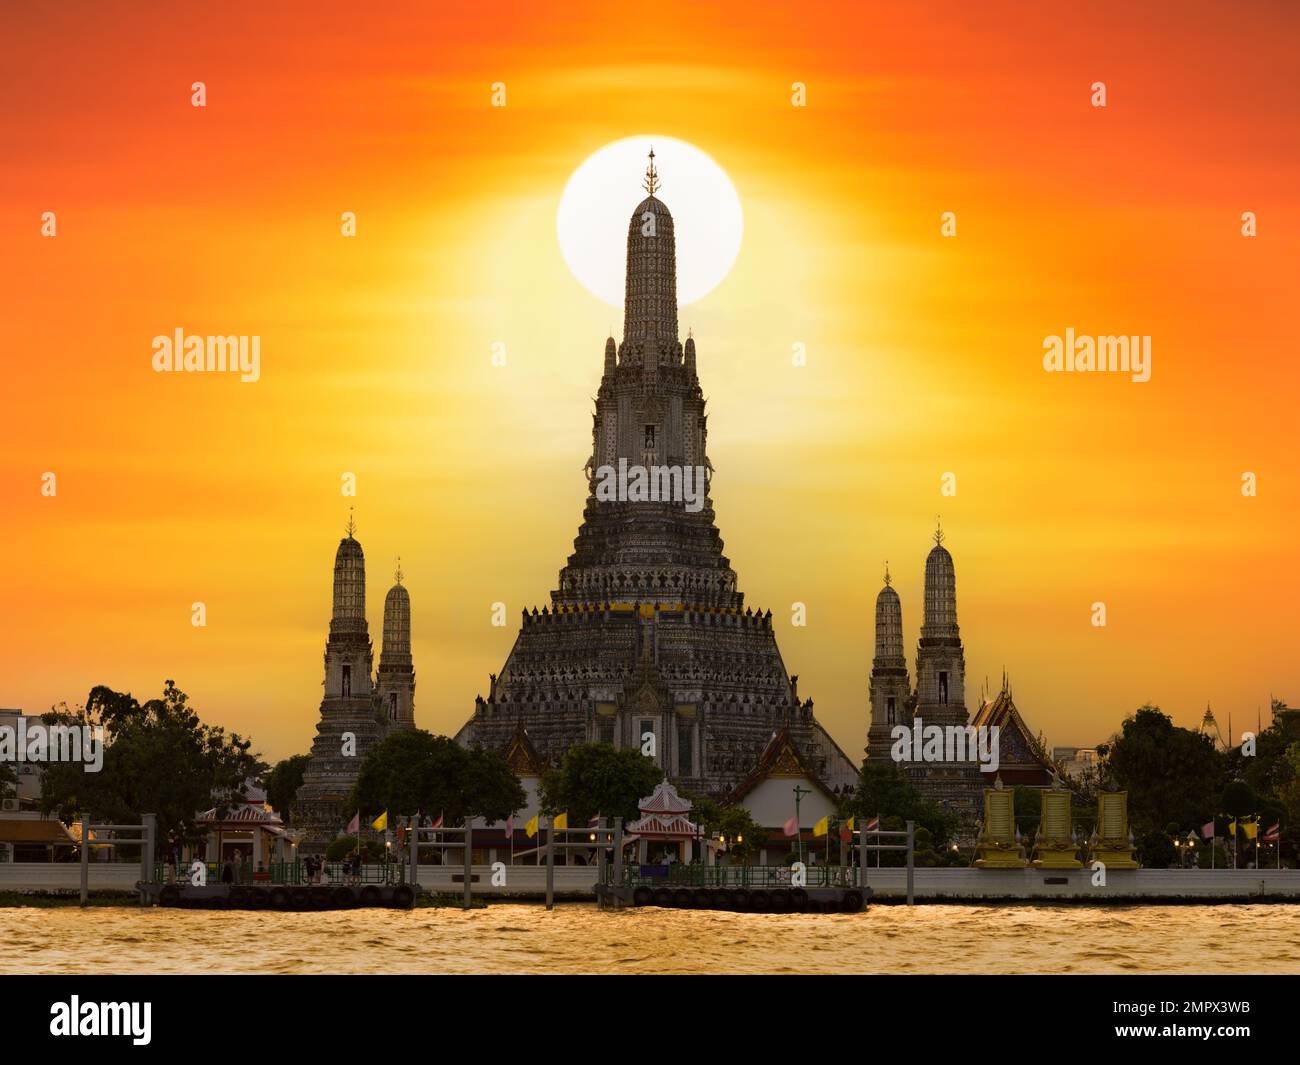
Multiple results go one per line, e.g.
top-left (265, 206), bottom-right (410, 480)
top-left (0, 817), bottom-right (75, 844)
top-left (725, 725), bottom-right (838, 805)
top-left (503, 722), bottom-right (545, 777)
top-left (970, 686), bottom-right (1057, 786)
top-left (638, 778), bottom-right (692, 815)
top-left (196, 805), bottom-right (285, 830)
top-left (626, 813), bottom-right (697, 838)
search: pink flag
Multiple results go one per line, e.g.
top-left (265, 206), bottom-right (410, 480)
top-left (1202, 820), bottom-right (1215, 839)
top-left (431, 812), bottom-right (444, 829)
top-left (504, 816), bottom-right (514, 836)
top-left (347, 812), bottom-right (359, 835)
top-left (783, 815), bottom-right (799, 837)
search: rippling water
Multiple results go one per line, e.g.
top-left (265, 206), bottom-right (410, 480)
top-left (3, 904), bottom-right (1297, 975)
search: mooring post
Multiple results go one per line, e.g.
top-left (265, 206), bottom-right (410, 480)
top-left (906, 819), bottom-right (915, 905)
top-left (859, 822), bottom-right (868, 894)
top-left (612, 817), bottom-right (624, 910)
top-left (545, 816), bottom-right (555, 911)
top-left (463, 817), bottom-right (473, 907)
top-left (140, 813), bottom-right (156, 905)
top-left (596, 817), bottom-right (607, 907)
top-left (79, 813), bottom-right (90, 907)
top-left (409, 818), bottom-right (420, 893)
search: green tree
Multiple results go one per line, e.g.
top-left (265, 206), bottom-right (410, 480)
top-left (263, 753), bottom-right (311, 817)
top-left (462, 746), bottom-right (531, 822)
top-left (39, 681), bottom-right (261, 844)
top-left (686, 794), bottom-right (767, 864)
top-left (1097, 705), bottom-right (1225, 835)
top-left (538, 743), bottom-right (662, 824)
top-left (1136, 828), bottom-right (1177, 868)
top-left (349, 730), bottom-right (524, 825)
top-left (848, 759), bottom-right (956, 848)
top-left (1013, 785), bottom-right (1041, 846)
top-left (1280, 743), bottom-right (1300, 833)
top-left (1219, 779), bottom-right (1257, 818)
top-left (1234, 705), bottom-right (1300, 802)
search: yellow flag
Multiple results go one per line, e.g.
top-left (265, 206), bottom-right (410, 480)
top-left (1228, 819), bottom-right (1237, 835)
top-left (813, 815), bottom-right (829, 838)
top-left (1243, 820), bottom-right (1258, 840)
top-left (525, 814), bottom-right (539, 839)
top-left (554, 812), bottom-right (569, 831)
top-left (847, 816), bottom-right (856, 832)
top-left (371, 811), bottom-right (388, 831)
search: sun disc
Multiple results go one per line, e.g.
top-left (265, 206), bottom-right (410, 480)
top-left (556, 135), bottom-right (743, 309)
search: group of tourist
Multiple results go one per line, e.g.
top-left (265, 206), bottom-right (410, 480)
top-left (162, 838), bottom-right (270, 885)
top-left (301, 851), bottom-right (365, 886)
top-left (159, 836), bottom-right (377, 887)
top-left (220, 850), bottom-right (264, 884)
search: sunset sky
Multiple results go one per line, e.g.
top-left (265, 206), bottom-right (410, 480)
top-left (2, 1), bottom-right (1297, 765)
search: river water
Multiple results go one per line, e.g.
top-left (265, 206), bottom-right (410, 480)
top-left (2, 903), bottom-right (1296, 975)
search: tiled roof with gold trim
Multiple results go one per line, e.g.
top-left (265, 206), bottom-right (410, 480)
top-left (724, 726), bottom-right (837, 805)
top-left (970, 686), bottom-right (1057, 785)
top-left (1, 817), bottom-right (75, 844)
top-left (503, 722), bottom-right (545, 776)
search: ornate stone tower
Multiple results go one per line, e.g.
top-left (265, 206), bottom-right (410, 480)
top-left (915, 523), bottom-right (966, 726)
top-left (907, 522), bottom-right (981, 815)
top-left (292, 517), bottom-right (389, 854)
top-left (376, 562), bottom-right (415, 728)
top-left (457, 150), bottom-right (857, 796)
top-left (867, 564), bottom-right (910, 761)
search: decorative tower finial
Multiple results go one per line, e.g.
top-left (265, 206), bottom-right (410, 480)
top-left (883, 560), bottom-right (891, 587)
top-left (395, 556), bottom-right (403, 585)
top-left (642, 145), bottom-right (660, 196)
top-left (934, 517), bottom-right (945, 546)
top-left (346, 507), bottom-right (356, 539)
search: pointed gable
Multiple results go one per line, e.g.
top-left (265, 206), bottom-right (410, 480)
top-left (726, 726), bottom-right (837, 805)
top-left (638, 778), bottom-right (692, 815)
top-left (627, 779), bottom-right (697, 838)
top-left (971, 687), bottom-right (1057, 787)
top-left (503, 722), bottom-right (545, 778)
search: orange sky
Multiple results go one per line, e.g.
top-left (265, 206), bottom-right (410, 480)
top-left (2, 1), bottom-right (1297, 764)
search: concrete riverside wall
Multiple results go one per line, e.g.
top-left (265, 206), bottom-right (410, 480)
top-left (861, 867), bottom-right (1300, 901)
top-left (415, 865), bottom-right (597, 898)
top-left (5, 862), bottom-right (1296, 902)
top-left (0, 864), bottom-right (142, 893)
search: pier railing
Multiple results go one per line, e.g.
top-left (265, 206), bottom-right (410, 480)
top-left (598, 822), bottom-right (915, 902)
top-left (155, 860), bottom-right (403, 886)
top-left (606, 863), bottom-right (857, 889)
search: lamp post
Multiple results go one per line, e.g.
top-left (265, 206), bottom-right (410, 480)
top-left (792, 785), bottom-right (811, 865)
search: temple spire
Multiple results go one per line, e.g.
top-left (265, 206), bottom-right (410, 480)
top-left (346, 506), bottom-right (356, 539)
top-left (623, 148), bottom-right (678, 346)
top-left (642, 146), bottom-right (660, 196)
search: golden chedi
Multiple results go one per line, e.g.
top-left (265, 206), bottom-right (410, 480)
top-left (1091, 790), bottom-right (1140, 869)
top-left (974, 778), bottom-right (1028, 868)
top-left (1031, 776), bottom-right (1082, 869)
